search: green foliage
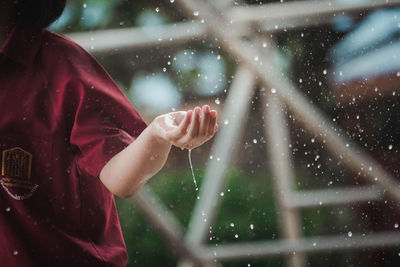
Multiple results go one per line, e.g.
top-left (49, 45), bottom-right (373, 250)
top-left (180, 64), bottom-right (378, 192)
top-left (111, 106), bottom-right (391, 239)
top-left (116, 168), bottom-right (283, 266)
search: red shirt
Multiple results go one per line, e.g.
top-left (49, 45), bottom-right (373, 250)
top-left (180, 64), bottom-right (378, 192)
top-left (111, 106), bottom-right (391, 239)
top-left (0, 24), bottom-right (147, 266)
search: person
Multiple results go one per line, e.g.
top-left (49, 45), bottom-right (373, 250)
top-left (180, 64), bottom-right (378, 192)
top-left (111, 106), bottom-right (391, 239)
top-left (0, 1), bottom-right (218, 266)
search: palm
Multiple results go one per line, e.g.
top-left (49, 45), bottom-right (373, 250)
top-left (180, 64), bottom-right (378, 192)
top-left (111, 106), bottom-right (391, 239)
top-left (152, 105), bottom-right (218, 150)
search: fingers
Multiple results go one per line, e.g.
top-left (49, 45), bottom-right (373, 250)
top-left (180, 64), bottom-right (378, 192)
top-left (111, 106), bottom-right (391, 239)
top-left (169, 105), bottom-right (218, 149)
top-left (199, 105), bottom-right (211, 136)
top-left (187, 107), bottom-right (200, 141)
top-left (208, 110), bottom-right (217, 136)
top-left (175, 110), bottom-right (192, 137)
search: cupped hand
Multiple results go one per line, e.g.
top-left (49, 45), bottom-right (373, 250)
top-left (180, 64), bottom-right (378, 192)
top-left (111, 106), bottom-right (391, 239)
top-left (151, 105), bottom-right (218, 150)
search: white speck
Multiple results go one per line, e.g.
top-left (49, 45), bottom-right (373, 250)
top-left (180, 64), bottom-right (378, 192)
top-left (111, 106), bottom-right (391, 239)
top-left (395, 223), bottom-right (399, 229)
top-left (250, 224), bottom-right (254, 230)
top-left (345, 143), bottom-right (349, 147)
top-left (253, 139), bottom-right (257, 144)
top-left (312, 242), bottom-right (316, 247)
top-left (170, 0), bottom-right (175, 2)
top-left (217, 55), bottom-right (221, 60)
top-left (220, 192), bottom-right (224, 196)
top-left (230, 223), bottom-right (235, 227)
top-left (234, 234), bottom-right (239, 238)
top-left (347, 231), bottom-right (352, 237)
top-left (162, 67), bottom-right (166, 72)
top-left (6, 207), bottom-right (10, 212)
top-left (311, 138), bottom-right (315, 143)
top-left (397, 72), bottom-right (400, 77)
top-left (389, 144), bottom-right (393, 150)
top-left (368, 166), bottom-right (372, 171)
top-left (217, 157), bottom-right (220, 161)
top-left (155, 7), bottom-right (160, 12)
top-left (209, 155), bottom-right (213, 160)
top-left (193, 11), bottom-right (199, 16)
top-left (323, 69), bottom-right (327, 75)
top-left (83, 3), bottom-right (87, 8)
top-left (13, 250), bottom-right (18, 256)
top-left (262, 42), bottom-right (267, 48)
top-left (224, 120), bottom-right (229, 125)
top-left (215, 98), bottom-right (220, 104)
top-left (254, 56), bottom-right (259, 62)
top-left (319, 201), bottom-right (323, 205)
top-left (299, 78), bottom-right (303, 83)
top-left (197, 196), bottom-right (200, 199)
top-left (374, 177), bottom-right (378, 181)
top-left (271, 88), bottom-right (276, 94)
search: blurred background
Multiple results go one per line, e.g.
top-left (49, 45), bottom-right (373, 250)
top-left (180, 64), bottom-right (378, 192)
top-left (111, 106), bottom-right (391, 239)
top-left (52, 0), bottom-right (400, 266)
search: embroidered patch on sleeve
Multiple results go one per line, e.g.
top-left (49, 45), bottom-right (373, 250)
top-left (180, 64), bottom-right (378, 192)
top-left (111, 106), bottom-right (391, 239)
top-left (1, 147), bottom-right (38, 200)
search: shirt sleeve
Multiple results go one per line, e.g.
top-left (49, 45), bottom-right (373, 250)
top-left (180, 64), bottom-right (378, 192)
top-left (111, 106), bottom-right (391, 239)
top-left (68, 61), bottom-right (147, 179)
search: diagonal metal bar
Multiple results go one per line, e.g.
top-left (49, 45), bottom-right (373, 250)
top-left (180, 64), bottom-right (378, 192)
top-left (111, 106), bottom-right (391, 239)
top-left (175, 0), bottom-right (400, 205)
top-left (199, 232), bottom-right (400, 261)
top-left (67, 21), bottom-right (207, 55)
top-left (265, 95), bottom-right (306, 267)
top-left (130, 186), bottom-right (204, 265)
top-left (185, 65), bottom-right (256, 245)
top-left (227, 0), bottom-right (400, 32)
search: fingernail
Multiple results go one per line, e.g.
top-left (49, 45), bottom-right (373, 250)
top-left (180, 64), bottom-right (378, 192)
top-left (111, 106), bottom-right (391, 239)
top-left (215, 124), bottom-right (219, 131)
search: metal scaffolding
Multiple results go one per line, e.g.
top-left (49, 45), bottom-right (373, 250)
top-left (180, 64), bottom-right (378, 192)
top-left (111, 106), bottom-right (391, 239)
top-left (69, 1), bottom-right (400, 266)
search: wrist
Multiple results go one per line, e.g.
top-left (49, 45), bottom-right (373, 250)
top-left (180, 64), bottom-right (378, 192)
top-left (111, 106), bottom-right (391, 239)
top-left (148, 120), bottom-right (172, 147)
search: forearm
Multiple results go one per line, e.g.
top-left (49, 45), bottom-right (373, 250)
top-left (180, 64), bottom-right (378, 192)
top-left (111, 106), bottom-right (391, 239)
top-left (99, 122), bottom-right (172, 198)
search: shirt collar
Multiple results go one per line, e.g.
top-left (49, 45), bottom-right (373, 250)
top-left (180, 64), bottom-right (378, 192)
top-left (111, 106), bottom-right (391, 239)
top-left (0, 23), bottom-right (43, 67)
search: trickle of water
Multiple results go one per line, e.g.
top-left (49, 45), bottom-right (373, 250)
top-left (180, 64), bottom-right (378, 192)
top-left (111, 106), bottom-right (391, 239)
top-left (188, 149), bottom-right (198, 191)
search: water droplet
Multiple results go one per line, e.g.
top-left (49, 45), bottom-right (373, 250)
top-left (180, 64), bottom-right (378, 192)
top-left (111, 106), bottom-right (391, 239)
top-left (215, 98), bottom-right (220, 104)
top-left (230, 223), bottom-right (235, 227)
top-left (155, 7), bottom-right (160, 12)
top-left (234, 234), bottom-right (239, 238)
top-left (395, 223), bottom-right (399, 229)
top-left (348, 231), bottom-right (352, 237)
top-left (170, 0), bottom-right (175, 2)
top-left (6, 207), bottom-right (10, 212)
top-left (224, 120), bottom-right (229, 125)
top-left (83, 3), bottom-right (87, 8)
top-left (253, 139), bottom-right (257, 144)
top-left (193, 11), bottom-right (199, 16)
top-left (220, 192), bottom-right (224, 196)
top-left (162, 67), bottom-right (167, 72)
top-left (13, 250), bottom-right (18, 256)
top-left (323, 69), bottom-right (327, 75)
top-left (250, 224), bottom-right (254, 230)
top-left (254, 56), bottom-right (259, 62)
top-left (271, 88), bottom-right (276, 94)
top-left (389, 144), bottom-right (393, 150)
top-left (312, 242), bottom-right (316, 247)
